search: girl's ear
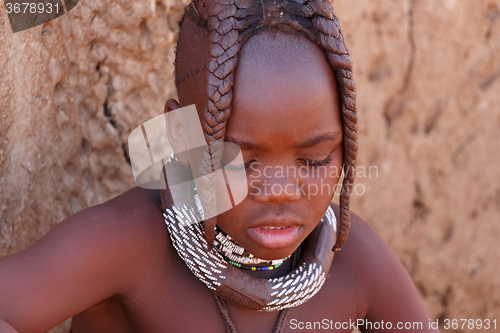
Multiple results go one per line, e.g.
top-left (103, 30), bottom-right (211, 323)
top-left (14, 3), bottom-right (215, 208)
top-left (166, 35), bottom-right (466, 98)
top-left (164, 98), bottom-right (179, 113)
top-left (164, 99), bottom-right (190, 166)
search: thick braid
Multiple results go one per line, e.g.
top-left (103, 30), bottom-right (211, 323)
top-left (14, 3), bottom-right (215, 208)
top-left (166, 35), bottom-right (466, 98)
top-left (192, 0), bottom-right (241, 245)
top-left (307, 0), bottom-right (358, 251)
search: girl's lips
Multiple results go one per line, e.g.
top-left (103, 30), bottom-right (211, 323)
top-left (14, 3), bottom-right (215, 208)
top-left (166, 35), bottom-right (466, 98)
top-left (247, 226), bottom-right (302, 249)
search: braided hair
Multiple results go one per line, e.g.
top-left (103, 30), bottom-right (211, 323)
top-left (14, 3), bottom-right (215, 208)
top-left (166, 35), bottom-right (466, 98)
top-left (173, 0), bottom-right (358, 252)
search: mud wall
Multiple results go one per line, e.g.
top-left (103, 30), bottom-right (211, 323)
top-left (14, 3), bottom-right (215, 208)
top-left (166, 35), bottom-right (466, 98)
top-left (0, 0), bottom-right (499, 332)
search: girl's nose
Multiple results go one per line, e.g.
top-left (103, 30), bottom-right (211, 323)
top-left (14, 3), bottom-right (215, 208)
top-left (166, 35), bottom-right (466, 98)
top-left (250, 174), bottom-right (302, 204)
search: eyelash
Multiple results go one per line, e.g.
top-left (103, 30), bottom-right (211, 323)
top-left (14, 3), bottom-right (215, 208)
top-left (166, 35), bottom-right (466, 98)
top-left (222, 161), bottom-right (254, 170)
top-left (223, 156), bottom-right (332, 170)
top-left (302, 155), bottom-right (332, 167)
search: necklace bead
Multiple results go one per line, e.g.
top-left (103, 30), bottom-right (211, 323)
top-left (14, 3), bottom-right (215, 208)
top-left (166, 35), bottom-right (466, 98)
top-left (163, 190), bottom-right (338, 311)
top-left (214, 226), bottom-right (291, 270)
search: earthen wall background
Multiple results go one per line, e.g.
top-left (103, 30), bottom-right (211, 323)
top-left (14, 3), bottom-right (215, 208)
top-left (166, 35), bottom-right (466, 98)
top-left (0, 0), bottom-right (499, 332)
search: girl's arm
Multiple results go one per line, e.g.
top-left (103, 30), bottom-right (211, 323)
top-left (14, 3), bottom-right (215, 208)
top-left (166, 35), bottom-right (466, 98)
top-left (0, 189), bottom-right (158, 332)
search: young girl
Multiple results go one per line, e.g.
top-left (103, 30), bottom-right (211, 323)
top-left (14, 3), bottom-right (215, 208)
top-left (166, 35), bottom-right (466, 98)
top-left (0, 1), bottom-right (438, 332)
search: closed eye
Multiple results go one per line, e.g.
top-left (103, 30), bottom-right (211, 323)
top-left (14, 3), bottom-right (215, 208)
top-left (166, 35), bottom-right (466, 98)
top-left (222, 160), bottom-right (254, 170)
top-left (300, 155), bottom-right (332, 167)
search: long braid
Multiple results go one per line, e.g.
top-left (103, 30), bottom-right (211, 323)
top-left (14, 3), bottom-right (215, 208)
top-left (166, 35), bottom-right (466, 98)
top-left (308, 0), bottom-right (358, 251)
top-left (184, 0), bottom-right (357, 249)
top-left (192, 0), bottom-right (242, 245)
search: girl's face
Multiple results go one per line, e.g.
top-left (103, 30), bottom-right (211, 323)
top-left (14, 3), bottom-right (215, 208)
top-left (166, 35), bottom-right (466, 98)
top-left (215, 32), bottom-right (344, 260)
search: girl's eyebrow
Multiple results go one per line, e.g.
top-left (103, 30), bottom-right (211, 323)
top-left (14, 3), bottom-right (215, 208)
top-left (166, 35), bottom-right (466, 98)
top-left (292, 131), bottom-right (342, 149)
top-left (224, 131), bottom-right (342, 150)
top-left (224, 136), bottom-right (262, 150)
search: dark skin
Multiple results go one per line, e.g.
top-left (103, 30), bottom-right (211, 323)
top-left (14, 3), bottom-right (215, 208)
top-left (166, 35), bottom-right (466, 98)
top-left (0, 32), bottom-right (438, 333)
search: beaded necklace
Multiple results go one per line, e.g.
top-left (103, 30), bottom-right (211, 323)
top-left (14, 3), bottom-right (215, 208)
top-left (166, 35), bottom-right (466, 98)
top-left (213, 226), bottom-right (291, 271)
top-left (162, 192), bottom-right (338, 311)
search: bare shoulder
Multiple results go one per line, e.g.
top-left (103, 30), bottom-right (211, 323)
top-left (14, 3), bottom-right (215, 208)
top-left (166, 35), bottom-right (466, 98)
top-left (0, 187), bottom-right (169, 332)
top-left (60, 186), bottom-right (170, 295)
top-left (325, 204), bottom-right (398, 318)
top-left (55, 186), bottom-right (168, 262)
top-left (329, 204), bottom-right (435, 331)
top-left (91, 186), bottom-right (167, 244)
top-left (330, 204), bottom-right (402, 276)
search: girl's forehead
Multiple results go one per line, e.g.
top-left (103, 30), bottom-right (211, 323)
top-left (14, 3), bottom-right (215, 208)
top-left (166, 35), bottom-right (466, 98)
top-left (226, 34), bottom-right (342, 149)
top-left (235, 30), bottom-right (332, 79)
top-left (232, 31), bottom-right (339, 116)
top-left (177, 30), bottom-right (340, 136)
